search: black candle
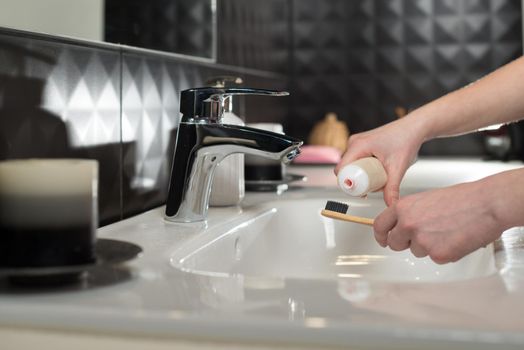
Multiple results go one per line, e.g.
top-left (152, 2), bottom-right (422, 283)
top-left (0, 159), bottom-right (98, 268)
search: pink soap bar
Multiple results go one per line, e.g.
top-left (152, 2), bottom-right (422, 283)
top-left (293, 145), bottom-right (342, 164)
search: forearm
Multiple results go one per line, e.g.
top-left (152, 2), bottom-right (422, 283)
top-left (404, 56), bottom-right (524, 141)
top-left (373, 168), bottom-right (524, 263)
top-left (483, 168), bottom-right (524, 229)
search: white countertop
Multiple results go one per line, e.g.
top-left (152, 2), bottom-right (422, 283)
top-left (2, 158), bottom-right (524, 350)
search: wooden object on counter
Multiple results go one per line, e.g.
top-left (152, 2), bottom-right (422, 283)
top-left (395, 106), bottom-right (408, 119)
top-left (308, 112), bottom-right (349, 153)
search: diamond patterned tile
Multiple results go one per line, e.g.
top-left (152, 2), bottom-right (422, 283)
top-left (464, 0), bottom-right (491, 13)
top-left (434, 0), bottom-right (461, 15)
top-left (0, 31), bottom-right (122, 225)
top-left (492, 0), bottom-right (520, 14)
top-left (434, 17), bottom-right (462, 44)
top-left (377, 0), bottom-right (404, 18)
top-left (376, 19), bottom-right (404, 46)
top-left (288, 0), bottom-right (522, 155)
top-left (492, 42), bottom-right (522, 67)
top-left (405, 0), bottom-right (432, 17)
top-left (405, 73), bottom-right (439, 102)
top-left (492, 14), bottom-right (522, 42)
top-left (463, 14), bottom-right (491, 42)
top-left (175, 0), bottom-right (214, 58)
top-left (218, 0), bottom-right (290, 73)
top-left (404, 18), bottom-right (433, 44)
top-left (405, 47), bottom-right (434, 73)
top-left (319, 0), bottom-right (349, 21)
top-left (121, 52), bottom-right (203, 217)
top-left (376, 47), bottom-right (404, 73)
top-left (348, 48), bottom-right (375, 74)
top-left (434, 45), bottom-right (463, 71)
top-left (105, 0), bottom-right (214, 59)
top-left (347, 0), bottom-right (375, 18)
top-left (347, 21), bottom-right (375, 48)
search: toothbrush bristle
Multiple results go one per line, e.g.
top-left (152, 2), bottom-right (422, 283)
top-left (325, 200), bottom-right (349, 214)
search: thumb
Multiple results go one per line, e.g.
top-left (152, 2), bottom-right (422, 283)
top-left (334, 150), bottom-right (370, 175)
top-left (383, 170), bottom-right (402, 206)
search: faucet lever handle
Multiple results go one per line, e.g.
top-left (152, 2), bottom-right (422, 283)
top-left (205, 76), bottom-right (243, 88)
top-left (180, 87), bottom-right (289, 122)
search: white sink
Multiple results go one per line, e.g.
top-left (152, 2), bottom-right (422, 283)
top-left (3, 159), bottom-right (524, 350)
top-left (171, 192), bottom-right (496, 283)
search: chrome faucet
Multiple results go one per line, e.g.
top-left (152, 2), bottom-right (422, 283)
top-left (165, 87), bottom-right (303, 223)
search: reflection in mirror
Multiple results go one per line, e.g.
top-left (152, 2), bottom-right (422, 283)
top-left (105, 0), bottom-right (216, 59)
top-left (0, 0), bottom-right (216, 60)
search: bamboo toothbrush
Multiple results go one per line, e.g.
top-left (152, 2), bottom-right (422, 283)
top-left (321, 200), bottom-right (374, 226)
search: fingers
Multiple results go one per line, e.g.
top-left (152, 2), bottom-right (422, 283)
top-left (387, 228), bottom-right (410, 251)
top-left (382, 164), bottom-right (406, 206)
top-left (374, 202), bottom-right (427, 258)
top-left (334, 149), bottom-right (368, 175)
top-left (383, 182), bottom-right (400, 207)
top-left (378, 224), bottom-right (429, 258)
top-left (373, 206), bottom-right (397, 247)
top-left (334, 136), bottom-right (371, 175)
top-left (334, 158), bottom-right (346, 175)
top-left (409, 240), bottom-right (428, 258)
top-left (334, 150), bottom-right (352, 175)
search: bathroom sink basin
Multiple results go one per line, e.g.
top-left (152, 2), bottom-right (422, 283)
top-left (3, 160), bottom-right (524, 350)
top-left (171, 193), bottom-right (497, 283)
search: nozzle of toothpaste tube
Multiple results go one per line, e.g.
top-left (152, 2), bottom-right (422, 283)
top-left (337, 157), bottom-right (387, 197)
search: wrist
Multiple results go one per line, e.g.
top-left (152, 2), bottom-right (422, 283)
top-left (398, 109), bottom-right (433, 145)
top-left (480, 169), bottom-right (524, 230)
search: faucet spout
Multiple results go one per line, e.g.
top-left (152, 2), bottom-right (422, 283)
top-left (165, 123), bottom-right (302, 222)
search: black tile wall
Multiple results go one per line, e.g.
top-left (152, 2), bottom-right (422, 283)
top-left (0, 30), bottom-right (122, 225)
top-left (217, 0), bottom-right (291, 74)
top-left (287, 0), bottom-right (523, 156)
top-left (120, 52), bottom-right (288, 217)
top-left (120, 53), bottom-right (202, 217)
top-left (105, 0), bottom-right (214, 59)
top-left (0, 27), bottom-right (288, 223)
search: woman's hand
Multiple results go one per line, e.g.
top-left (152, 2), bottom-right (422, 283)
top-left (335, 116), bottom-right (426, 206)
top-left (372, 177), bottom-right (512, 264)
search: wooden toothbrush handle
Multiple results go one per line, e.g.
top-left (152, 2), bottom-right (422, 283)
top-left (321, 209), bottom-right (374, 226)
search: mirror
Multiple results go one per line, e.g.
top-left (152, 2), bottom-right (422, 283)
top-left (0, 0), bottom-right (216, 61)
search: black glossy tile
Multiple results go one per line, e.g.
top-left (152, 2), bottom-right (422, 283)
top-left (120, 51), bottom-right (204, 218)
top-left (120, 50), bottom-right (290, 218)
top-left (0, 30), bottom-right (122, 225)
top-left (217, 0), bottom-right (291, 74)
top-left (288, 0), bottom-right (522, 156)
top-left (105, 0), bottom-right (214, 58)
